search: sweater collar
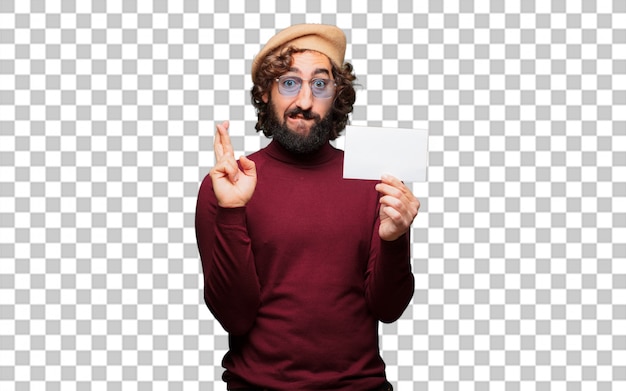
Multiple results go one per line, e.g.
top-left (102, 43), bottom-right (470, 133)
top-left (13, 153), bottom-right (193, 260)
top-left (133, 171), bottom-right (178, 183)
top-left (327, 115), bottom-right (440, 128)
top-left (264, 140), bottom-right (338, 166)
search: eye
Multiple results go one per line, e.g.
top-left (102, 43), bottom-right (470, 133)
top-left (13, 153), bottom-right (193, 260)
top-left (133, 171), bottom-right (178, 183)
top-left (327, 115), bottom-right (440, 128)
top-left (281, 78), bottom-right (299, 89)
top-left (312, 79), bottom-right (327, 89)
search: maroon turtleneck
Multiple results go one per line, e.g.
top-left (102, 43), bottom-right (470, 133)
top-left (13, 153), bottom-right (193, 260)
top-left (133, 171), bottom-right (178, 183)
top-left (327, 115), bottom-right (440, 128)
top-left (195, 141), bottom-right (414, 390)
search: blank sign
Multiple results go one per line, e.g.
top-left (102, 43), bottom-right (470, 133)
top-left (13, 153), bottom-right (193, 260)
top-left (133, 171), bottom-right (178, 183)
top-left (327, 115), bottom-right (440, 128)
top-left (342, 125), bottom-right (429, 182)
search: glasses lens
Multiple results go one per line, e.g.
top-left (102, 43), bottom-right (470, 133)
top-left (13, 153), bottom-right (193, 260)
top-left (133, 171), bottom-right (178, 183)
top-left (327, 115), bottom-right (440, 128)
top-left (277, 77), bottom-right (302, 96)
top-left (311, 79), bottom-right (334, 99)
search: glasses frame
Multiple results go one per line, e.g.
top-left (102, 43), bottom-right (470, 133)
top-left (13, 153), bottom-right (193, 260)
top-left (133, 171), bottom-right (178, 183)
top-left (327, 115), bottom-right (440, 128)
top-left (274, 76), bottom-right (337, 99)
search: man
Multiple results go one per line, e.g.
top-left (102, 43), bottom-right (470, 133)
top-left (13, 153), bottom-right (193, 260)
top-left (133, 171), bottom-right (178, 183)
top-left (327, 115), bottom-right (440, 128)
top-left (196, 24), bottom-right (420, 390)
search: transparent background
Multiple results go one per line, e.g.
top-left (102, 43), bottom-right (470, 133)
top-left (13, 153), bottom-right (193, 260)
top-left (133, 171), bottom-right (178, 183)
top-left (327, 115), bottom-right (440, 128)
top-left (1, 1), bottom-right (625, 390)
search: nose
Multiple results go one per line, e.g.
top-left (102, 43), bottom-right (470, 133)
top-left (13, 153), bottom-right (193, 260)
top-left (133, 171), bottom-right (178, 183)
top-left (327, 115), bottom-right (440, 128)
top-left (294, 81), bottom-right (314, 110)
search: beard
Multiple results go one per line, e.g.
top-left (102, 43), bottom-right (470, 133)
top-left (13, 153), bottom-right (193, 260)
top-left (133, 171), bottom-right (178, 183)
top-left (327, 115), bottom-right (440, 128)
top-left (264, 101), bottom-right (333, 155)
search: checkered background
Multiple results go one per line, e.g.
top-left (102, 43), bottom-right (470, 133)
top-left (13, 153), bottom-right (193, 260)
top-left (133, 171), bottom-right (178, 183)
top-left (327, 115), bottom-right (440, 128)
top-left (1, 0), bottom-right (625, 390)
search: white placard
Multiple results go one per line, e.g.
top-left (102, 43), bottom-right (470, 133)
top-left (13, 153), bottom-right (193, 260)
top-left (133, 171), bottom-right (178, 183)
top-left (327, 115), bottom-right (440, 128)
top-left (342, 125), bottom-right (428, 182)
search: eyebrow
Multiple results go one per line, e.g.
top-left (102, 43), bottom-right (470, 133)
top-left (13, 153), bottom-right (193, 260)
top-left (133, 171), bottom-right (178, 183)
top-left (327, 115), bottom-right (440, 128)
top-left (288, 67), bottom-right (331, 77)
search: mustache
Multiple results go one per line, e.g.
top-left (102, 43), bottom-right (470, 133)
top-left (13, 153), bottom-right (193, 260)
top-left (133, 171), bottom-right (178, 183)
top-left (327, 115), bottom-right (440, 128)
top-left (285, 108), bottom-right (320, 121)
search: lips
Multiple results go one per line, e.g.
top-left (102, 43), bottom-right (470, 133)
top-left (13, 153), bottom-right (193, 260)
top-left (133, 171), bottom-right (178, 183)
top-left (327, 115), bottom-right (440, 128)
top-left (289, 113), bottom-right (305, 119)
top-left (286, 108), bottom-right (318, 121)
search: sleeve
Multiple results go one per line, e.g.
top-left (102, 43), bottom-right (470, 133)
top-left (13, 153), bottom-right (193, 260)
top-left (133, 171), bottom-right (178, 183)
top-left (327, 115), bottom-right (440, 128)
top-left (364, 217), bottom-right (415, 323)
top-left (195, 173), bottom-right (261, 335)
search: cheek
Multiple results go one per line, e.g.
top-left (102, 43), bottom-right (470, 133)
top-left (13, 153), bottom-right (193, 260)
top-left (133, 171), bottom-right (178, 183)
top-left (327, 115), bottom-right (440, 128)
top-left (269, 89), bottom-right (293, 112)
top-left (272, 99), bottom-right (291, 117)
top-left (316, 101), bottom-right (333, 116)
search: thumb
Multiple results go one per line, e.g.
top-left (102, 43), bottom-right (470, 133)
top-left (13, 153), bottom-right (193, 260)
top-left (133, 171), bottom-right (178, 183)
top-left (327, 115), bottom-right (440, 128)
top-left (238, 156), bottom-right (257, 177)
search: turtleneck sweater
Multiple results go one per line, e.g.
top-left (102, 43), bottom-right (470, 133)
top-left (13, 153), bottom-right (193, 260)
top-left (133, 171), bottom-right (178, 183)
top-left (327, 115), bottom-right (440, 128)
top-left (195, 140), bottom-right (414, 390)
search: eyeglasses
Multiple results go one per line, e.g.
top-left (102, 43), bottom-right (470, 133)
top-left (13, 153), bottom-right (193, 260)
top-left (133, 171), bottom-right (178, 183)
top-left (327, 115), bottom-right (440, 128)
top-left (275, 76), bottom-right (336, 99)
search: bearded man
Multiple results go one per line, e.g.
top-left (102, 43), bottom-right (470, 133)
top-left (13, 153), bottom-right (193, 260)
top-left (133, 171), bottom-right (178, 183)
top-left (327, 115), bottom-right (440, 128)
top-left (195, 24), bottom-right (420, 391)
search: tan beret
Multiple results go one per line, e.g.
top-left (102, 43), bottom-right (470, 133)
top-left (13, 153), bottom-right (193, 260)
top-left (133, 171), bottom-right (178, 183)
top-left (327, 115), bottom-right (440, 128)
top-left (251, 24), bottom-right (346, 84)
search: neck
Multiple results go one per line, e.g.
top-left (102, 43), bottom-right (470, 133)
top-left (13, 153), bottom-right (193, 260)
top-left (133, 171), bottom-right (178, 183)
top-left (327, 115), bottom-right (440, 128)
top-left (266, 140), bottom-right (336, 166)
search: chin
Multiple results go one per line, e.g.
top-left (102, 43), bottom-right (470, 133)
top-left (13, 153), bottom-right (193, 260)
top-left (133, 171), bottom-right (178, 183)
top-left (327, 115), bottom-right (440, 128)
top-left (289, 124), bottom-right (313, 136)
top-left (285, 117), bottom-right (314, 135)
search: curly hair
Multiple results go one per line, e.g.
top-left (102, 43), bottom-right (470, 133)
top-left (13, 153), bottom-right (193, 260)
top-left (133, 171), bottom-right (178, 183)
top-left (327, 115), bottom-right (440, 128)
top-left (251, 46), bottom-right (357, 140)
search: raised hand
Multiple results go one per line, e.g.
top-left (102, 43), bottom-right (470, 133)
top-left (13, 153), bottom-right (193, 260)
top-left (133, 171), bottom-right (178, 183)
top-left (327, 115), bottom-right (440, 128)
top-left (209, 121), bottom-right (257, 208)
top-left (375, 175), bottom-right (420, 241)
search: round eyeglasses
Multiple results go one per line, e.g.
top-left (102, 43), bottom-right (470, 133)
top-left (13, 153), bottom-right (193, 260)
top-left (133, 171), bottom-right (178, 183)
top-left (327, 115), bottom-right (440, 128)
top-left (275, 76), bottom-right (336, 99)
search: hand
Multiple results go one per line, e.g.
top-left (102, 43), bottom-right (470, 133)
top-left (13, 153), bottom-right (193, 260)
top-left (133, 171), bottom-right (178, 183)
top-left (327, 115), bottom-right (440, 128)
top-left (375, 175), bottom-right (420, 241)
top-left (209, 121), bottom-right (257, 208)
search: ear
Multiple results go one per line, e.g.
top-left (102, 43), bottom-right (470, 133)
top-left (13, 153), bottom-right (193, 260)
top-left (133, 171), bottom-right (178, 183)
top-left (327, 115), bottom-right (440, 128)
top-left (261, 92), bottom-right (269, 103)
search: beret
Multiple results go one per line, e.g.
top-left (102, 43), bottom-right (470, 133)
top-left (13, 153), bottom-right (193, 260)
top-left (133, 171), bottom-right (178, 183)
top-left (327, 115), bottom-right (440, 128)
top-left (251, 24), bottom-right (346, 84)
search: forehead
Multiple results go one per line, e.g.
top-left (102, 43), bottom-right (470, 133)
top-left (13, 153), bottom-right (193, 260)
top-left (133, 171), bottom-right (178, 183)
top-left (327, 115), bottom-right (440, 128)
top-left (287, 51), bottom-right (332, 74)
